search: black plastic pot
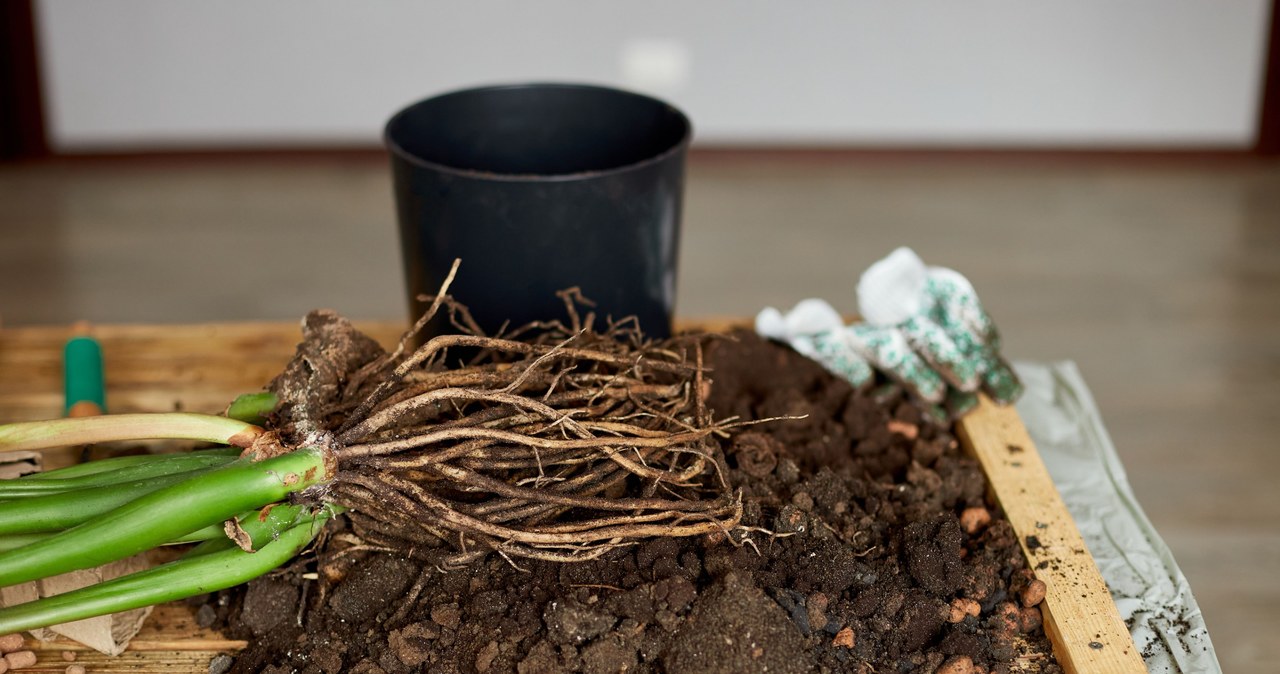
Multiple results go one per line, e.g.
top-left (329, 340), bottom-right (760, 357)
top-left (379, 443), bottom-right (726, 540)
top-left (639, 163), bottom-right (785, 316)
top-left (386, 83), bottom-right (691, 340)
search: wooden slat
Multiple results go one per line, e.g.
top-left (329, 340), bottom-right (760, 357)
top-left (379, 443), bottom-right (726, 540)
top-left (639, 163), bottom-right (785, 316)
top-left (0, 319), bottom-right (746, 421)
top-left (957, 397), bottom-right (1145, 674)
top-left (0, 321), bottom-right (406, 423)
top-left (19, 605), bottom-right (243, 673)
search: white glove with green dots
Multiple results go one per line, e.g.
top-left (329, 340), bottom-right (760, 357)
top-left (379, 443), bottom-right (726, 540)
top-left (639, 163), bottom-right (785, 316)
top-left (755, 247), bottom-right (1021, 420)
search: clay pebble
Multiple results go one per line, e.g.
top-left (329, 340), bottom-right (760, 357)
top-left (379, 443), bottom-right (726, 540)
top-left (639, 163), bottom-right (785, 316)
top-left (1020, 578), bottom-right (1047, 607)
top-left (993, 601), bottom-right (1021, 633)
top-left (3, 651), bottom-right (36, 670)
top-left (959, 507), bottom-right (991, 535)
top-left (936, 654), bottom-right (974, 674)
top-left (1020, 606), bottom-right (1044, 633)
top-left (948, 597), bottom-right (982, 623)
top-left (0, 636), bottom-right (20, 654)
top-left (887, 420), bottom-right (919, 439)
top-left (832, 626), bottom-right (855, 649)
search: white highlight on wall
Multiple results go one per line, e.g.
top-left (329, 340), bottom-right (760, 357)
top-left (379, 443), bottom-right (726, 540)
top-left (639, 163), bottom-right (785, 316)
top-left (620, 39), bottom-right (692, 96)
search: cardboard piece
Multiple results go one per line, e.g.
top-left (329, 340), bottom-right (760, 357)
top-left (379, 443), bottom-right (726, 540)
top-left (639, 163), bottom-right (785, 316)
top-left (0, 555), bottom-right (153, 656)
top-left (0, 451), bottom-right (41, 479)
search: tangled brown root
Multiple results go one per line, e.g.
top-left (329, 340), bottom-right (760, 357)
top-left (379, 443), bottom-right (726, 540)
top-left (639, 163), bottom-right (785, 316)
top-left (269, 278), bottom-right (741, 569)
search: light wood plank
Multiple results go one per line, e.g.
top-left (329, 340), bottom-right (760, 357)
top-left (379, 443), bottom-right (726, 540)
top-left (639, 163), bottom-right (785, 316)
top-left (957, 396), bottom-right (1145, 674)
top-left (0, 321), bottom-right (405, 423)
top-left (20, 605), bottom-right (243, 673)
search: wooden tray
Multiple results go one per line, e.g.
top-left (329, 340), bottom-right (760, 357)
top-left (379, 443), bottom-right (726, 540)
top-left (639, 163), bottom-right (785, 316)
top-left (0, 322), bottom-right (1144, 673)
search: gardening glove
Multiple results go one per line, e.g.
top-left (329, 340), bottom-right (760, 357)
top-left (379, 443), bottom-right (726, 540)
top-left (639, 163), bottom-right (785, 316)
top-left (754, 298), bottom-right (945, 412)
top-left (755, 247), bottom-right (1021, 419)
top-left (755, 298), bottom-right (876, 386)
top-left (856, 247), bottom-right (1022, 415)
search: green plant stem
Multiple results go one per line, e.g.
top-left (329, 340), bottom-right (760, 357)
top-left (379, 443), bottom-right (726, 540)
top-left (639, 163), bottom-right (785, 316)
top-left (184, 503), bottom-right (305, 557)
top-left (0, 533), bottom-right (51, 553)
top-left (184, 503), bottom-right (347, 558)
top-left (0, 521), bottom-right (225, 554)
top-left (225, 392), bottom-right (279, 425)
top-left (0, 448), bottom-right (331, 587)
top-left (0, 413), bottom-right (262, 452)
top-left (0, 467), bottom-right (226, 535)
top-left (0, 453), bottom-right (238, 497)
top-left (0, 508), bottom-right (332, 635)
top-left (23, 447), bottom-right (241, 481)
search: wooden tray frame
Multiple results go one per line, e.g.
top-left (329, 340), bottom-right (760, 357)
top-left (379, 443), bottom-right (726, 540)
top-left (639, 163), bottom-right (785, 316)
top-left (0, 321), bottom-right (1144, 673)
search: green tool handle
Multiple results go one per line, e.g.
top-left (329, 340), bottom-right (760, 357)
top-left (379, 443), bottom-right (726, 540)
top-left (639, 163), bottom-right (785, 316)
top-left (63, 335), bottom-right (106, 417)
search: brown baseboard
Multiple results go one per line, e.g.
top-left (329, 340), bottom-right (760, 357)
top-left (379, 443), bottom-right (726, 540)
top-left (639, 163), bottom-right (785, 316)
top-left (30, 146), bottom-right (390, 166)
top-left (687, 146), bottom-right (1265, 165)
top-left (10, 143), bottom-right (1272, 169)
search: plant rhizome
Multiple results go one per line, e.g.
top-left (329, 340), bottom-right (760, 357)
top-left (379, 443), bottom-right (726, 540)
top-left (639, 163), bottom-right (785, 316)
top-left (283, 293), bottom-right (741, 570)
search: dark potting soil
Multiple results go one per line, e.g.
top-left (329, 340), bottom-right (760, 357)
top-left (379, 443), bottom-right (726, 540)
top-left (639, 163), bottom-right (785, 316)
top-left (203, 331), bottom-right (1059, 674)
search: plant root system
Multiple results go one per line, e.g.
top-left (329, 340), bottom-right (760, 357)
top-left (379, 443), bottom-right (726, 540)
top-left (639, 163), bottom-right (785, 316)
top-left (265, 288), bottom-right (741, 570)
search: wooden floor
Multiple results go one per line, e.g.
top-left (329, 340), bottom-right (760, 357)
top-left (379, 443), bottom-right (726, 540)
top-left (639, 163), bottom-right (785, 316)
top-left (2, 153), bottom-right (1278, 673)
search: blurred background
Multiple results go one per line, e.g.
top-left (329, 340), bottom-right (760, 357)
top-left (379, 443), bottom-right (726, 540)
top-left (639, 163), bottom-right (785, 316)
top-left (2, 2), bottom-right (1278, 672)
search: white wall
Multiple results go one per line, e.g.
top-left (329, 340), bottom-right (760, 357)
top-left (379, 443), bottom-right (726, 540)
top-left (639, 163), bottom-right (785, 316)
top-left (35, 0), bottom-right (1272, 151)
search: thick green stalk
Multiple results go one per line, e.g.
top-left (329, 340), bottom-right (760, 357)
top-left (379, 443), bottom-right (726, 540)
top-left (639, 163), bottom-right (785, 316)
top-left (0, 413), bottom-right (262, 452)
top-left (0, 448), bottom-right (331, 587)
top-left (0, 521), bottom-right (225, 554)
top-left (0, 509), bottom-right (333, 635)
top-left (0, 453), bottom-right (237, 497)
top-left (0, 467), bottom-right (226, 535)
top-left (24, 447), bottom-right (241, 481)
